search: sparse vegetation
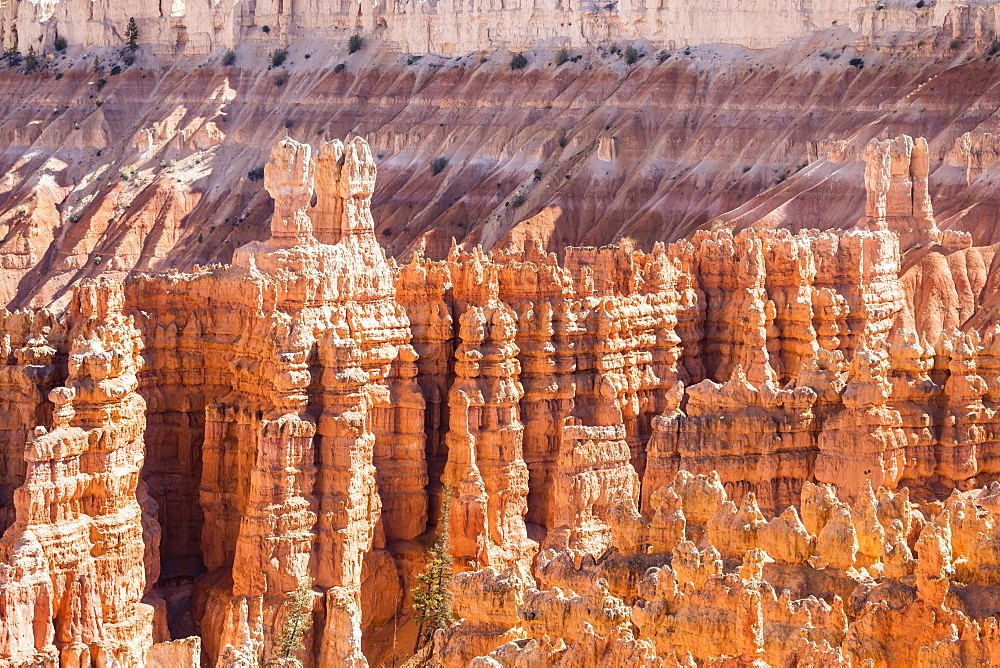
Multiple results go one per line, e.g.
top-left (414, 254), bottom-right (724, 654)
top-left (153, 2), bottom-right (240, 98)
top-left (348, 33), bottom-right (363, 54)
top-left (3, 44), bottom-right (20, 66)
top-left (261, 25), bottom-right (271, 34)
top-left (510, 52), bottom-right (528, 70)
top-left (558, 134), bottom-right (569, 148)
top-left (267, 579), bottom-right (314, 665)
top-left (93, 256), bottom-right (102, 265)
top-left (247, 165), bottom-right (266, 181)
top-left (412, 487), bottom-right (455, 648)
top-left (623, 45), bottom-right (641, 65)
top-left (95, 78), bottom-right (107, 90)
top-left (334, 63), bottom-right (346, 74)
top-left (533, 168), bottom-right (543, 182)
top-left (275, 75), bottom-right (286, 86)
top-left (95, 99), bottom-right (103, 107)
top-left (24, 46), bottom-right (37, 70)
top-left (125, 17), bottom-right (139, 50)
top-left (431, 157), bottom-right (448, 175)
top-left (849, 57), bottom-right (865, 69)
top-left (511, 192), bottom-right (527, 207)
top-left (658, 50), bottom-right (670, 63)
top-left (54, 36), bottom-right (68, 53)
top-left (555, 48), bottom-right (570, 66)
top-left (119, 165), bottom-right (136, 181)
top-left (284, 117), bottom-right (294, 129)
top-left (223, 49), bottom-right (236, 66)
top-left (609, 44), bottom-right (621, 55)
top-left (270, 48), bottom-right (288, 68)
top-left (92, 55), bottom-right (101, 72)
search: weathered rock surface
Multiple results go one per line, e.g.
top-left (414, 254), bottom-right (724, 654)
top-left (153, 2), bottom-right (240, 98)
top-left (8, 15), bottom-right (1000, 319)
top-left (0, 278), bottom-right (157, 667)
top-left (7, 127), bottom-right (1000, 666)
top-left (0, 0), bottom-right (980, 56)
top-left (455, 471), bottom-right (1000, 667)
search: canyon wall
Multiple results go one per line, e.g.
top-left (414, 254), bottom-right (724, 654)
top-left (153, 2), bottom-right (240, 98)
top-left (6, 5), bottom-right (1000, 665)
top-left (4, 132), bottom-right (1000, 666)
top-left (1, 0), bottom-right (993, 57)
top-left (6, 13), bottom-right (1000, 323)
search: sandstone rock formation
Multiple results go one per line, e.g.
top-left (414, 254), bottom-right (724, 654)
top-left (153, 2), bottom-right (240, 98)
top-left (455, 471), bottom-right (1000, 667)
top-left (8, 11), bottom-right (1000, 315)
top-left (0, 0), bottom-right (978, 56)
top-left (132, 135), bottom-right (424, 667)
top-left (7, 128), bottom-right (1000, 667)
top-left (0, 278), bottom-right (158, 666)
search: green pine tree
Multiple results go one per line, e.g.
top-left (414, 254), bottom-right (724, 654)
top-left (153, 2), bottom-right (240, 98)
top-left (412, 485), bottom-right (456, 649)
top-left (268, 578), bottom-right (313, 665)
top-left (125, 17), bottom-right (139, 50)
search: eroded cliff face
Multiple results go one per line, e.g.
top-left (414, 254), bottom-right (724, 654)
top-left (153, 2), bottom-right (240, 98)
top-left (3, 130), bottom-right (1000, 667)
top-left (0, 0), bottom-right (984, 57)
top-left (0, 278), bottom-right (154, 666)
top-left (8, 13), bottom-right (1000, 326)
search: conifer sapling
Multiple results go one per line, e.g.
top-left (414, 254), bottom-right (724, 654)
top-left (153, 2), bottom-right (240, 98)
top-left (412, 485), bottom-right (456, 648)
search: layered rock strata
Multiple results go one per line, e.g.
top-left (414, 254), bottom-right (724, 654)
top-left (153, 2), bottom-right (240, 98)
top-left (130, 135), bottom-right (423, 666)
top-left (0, 0), bottom-right (979, 56)
top-left (6, 134), bottom-right (1000, 666)
top-left (0, 278), bottom-right (159, 666)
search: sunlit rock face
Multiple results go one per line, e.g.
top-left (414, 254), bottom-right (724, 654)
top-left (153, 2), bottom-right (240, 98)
top-left (6, 131), bottom-right (1000, 667)
top-left (0, 0), bottom-right (975, 56)
top-left (0, 278), bottom-right (154, 667)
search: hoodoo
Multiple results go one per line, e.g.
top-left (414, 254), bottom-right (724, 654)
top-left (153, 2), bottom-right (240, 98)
top-left (0, 130), bottom-right (999, 665)
top-left (8, 2), bottom-right (1000, 665)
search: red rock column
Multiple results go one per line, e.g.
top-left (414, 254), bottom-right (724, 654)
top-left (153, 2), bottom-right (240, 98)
top-left (394, 255), bottom-right (453, 527)
top-left (0, 278), bottom-right (155, 667)
top-left (0, 308), bottom-right (59, 536)
top-left (442, 289), bottom-right (534, 572)
top-left (887, 325), bottom-right (940, 486)
top-left (977, 323), bottom-right (1000, 477)
top-left (936, 330), bottom-right (988, 487)
top-left (815, 345), bottom-right (907, 499)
